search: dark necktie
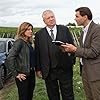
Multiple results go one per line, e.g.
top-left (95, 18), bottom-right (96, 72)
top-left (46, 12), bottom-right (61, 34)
top-left (50, 29), bottom-right (54, 40)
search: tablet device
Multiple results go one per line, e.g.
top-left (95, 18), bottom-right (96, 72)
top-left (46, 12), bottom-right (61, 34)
top-left (52, 41), bottom-right (66, 46)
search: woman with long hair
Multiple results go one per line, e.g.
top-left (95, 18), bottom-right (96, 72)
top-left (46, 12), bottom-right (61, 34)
top-left (5, 22), bottom-right (36, 100)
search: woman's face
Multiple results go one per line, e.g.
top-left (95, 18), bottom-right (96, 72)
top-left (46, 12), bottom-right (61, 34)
top-left (24, 26), bottom-right (33, 38)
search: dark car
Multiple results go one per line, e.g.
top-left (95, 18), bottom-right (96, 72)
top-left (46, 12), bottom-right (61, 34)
top-left (0, 38), bottom-right (15, 89)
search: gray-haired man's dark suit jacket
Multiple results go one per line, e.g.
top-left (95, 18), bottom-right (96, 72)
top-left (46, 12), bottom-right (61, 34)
top-left (35, 25), bottom-right (75, 79)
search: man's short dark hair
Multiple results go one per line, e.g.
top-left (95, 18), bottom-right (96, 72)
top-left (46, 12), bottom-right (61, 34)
top-left (75, 7), bottom-right (92, 20)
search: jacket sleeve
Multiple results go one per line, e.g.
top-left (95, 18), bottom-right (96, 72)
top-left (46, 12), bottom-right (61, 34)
top-left (75, 27), bottom-right (100, 59)
top-left (5, 39), bottom-right (22, 76)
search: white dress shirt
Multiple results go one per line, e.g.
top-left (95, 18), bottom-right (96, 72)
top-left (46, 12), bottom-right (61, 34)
top-left (46, 25), bottom-right (57, 40)
top-left (82, 20), bottom-right (92, 44)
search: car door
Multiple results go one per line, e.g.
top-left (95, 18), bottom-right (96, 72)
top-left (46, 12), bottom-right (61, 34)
top-left (6, 39), bottom-right (15, 75)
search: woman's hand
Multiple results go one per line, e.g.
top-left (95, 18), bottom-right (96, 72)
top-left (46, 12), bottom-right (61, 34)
top-left (16, 73), bottom-right (26, 81)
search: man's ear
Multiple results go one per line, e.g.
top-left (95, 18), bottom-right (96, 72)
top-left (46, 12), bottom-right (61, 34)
top-left (84, 15), bottom-right (88, 19)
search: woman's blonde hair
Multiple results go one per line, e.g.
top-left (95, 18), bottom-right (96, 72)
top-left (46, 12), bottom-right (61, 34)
top-left (16, 22), bottom-right (33, 42)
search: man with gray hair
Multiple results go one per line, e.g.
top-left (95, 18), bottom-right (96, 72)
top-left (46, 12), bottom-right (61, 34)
top-left (35, 10), bottom-right (75, 100)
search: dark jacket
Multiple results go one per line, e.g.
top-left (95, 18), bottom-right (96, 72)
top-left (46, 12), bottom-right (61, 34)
top-left (35, 25), bottom-right (75, 79)
top-left (5, 38), bottom-right (35, 77)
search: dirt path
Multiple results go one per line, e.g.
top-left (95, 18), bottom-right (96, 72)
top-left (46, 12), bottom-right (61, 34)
top-left (0, 78), bottom-right (15, 100)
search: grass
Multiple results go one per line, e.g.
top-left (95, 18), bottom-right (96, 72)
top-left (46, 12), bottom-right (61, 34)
top-left (0, 59), bottom-right (86, 100)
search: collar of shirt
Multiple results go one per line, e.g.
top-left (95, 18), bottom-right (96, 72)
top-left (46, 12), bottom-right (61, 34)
top-left (46, 25), bottom-right (57, 40)
top-left (82, 20), bottom-right (92, 33)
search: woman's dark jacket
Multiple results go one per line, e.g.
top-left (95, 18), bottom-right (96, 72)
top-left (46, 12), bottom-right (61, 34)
top-left (5, 38), bottom-right (35, 76)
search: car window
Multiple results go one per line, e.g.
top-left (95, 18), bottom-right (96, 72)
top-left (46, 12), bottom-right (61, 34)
top-left (11, 40), bottom-right (15, 43)
top-left (8, 40), bottom-right (15, 52)
top-left (0, 41), bottom-right (6, 53)
top-left (8, 41), bottom-right (12, 52)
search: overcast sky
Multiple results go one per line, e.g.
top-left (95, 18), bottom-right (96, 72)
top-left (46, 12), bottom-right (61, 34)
top-left (0, 0), bottom-right (100, 27)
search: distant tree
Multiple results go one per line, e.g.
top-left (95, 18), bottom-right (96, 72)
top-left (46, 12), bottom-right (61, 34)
top-left (67, 23), bottom-right (76, 26)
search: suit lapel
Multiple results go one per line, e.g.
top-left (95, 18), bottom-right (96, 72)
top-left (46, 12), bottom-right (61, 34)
top-left (80, 31), bottom-right (84, 47)
top-left (43, 27), bottom-right (52, 41)
top-left (55, 25), bottom-right (62, 40)
top-left (84, 21), bottom-right (94, 46)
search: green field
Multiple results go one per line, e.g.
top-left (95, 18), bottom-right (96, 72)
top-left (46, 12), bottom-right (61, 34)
top-left (0, 27), bottom-right (41, 38)
top-left (0, 26), bottom-right (81, 38)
